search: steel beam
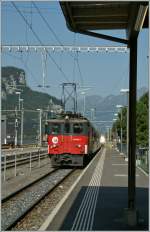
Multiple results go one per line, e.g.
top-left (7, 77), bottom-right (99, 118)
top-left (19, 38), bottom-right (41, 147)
top-left (76, 23), bottom-right (128, 30)
top-left (76, 29), bottom-right (128, 45)
top-left (128, 37), bottom-right (137, 210)
top-left (1, 45), bottom-right (128, 53)
top-left (72, 7), bottom-right (128, 18)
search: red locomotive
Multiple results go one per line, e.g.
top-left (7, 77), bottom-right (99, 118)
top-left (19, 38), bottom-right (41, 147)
top-left (45, 112), bottom-right (100, 167)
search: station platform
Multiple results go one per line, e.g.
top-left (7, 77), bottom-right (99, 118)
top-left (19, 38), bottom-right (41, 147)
top-left (40, 146), bottom-right (149, 231)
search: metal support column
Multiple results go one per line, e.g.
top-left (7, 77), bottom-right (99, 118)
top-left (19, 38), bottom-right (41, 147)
top-left (15, 107), bottom-right (18, 147)
top-left (83, 93), bottom-right (86, 116)
top-left (128, 37), bottom-right (137, 210)
top-left (20, 100), bottom-right (24, 146)
top-left (39, 110), bottom-right (42, 147)
top-left (126, 93), bottom-right (129, 158)
top-left (120, 109), bottom-right (123, 154)
top-left (61, 83), bottom-right (77, 113)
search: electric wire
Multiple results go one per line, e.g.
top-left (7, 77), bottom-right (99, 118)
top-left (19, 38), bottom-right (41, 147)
top-left (72, 33), bottom-right (76, 83)
top-left (72, 53), bottom-right (76, 83)
top-left (11, 2), bottom-right (70, 83)
top-left (76, 52), bottom-right (84, 85)
top-left (32, 1), bottom-right (62, 46)
top-left (25, 12), bottom-right (29, 46)
top-left (32, 2), bottom-right (84, 85)
top-left (5, 2), bottom-right (84, 86)
top-left (3, 4), bottom-right (59, 12)
top-left (30, 2), bottom-right (33, 29)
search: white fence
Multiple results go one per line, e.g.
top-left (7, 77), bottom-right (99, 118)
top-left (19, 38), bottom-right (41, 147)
top-left (2, 148), bottom-right (48, 181)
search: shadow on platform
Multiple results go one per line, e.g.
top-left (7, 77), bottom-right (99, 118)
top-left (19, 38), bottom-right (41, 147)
top-left (60, 186), bottom-right (148, 231)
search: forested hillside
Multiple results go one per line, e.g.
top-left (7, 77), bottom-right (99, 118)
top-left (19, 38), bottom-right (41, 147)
top-left (2, 66), bottom-right (62, 143)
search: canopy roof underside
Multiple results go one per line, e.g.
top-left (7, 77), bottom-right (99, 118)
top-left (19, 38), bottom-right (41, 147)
top-left (60, 1), bottom-right (148, 41)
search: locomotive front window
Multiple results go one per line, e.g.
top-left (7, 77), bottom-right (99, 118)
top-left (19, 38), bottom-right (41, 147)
top-left (73, 123), bottom-right (83, 134)
top-left (45, 123), bottom-right (50, 134)
top-left (51, 123), bottom-right (60, 134)
top-left (64, 122), bottom-right (70, 133)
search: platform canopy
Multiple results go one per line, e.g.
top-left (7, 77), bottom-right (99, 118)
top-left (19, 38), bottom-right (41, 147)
top-left (60, 1), bottom-right (148, 44)
top-left (60, 1), bottom-right (149, 214)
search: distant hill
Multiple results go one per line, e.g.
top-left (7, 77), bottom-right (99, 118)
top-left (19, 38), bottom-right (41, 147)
top-left (77, 87), bottom-right (148, 133)
top-left (2, 66), bottom-right (61, 109)
top-left (1, 66), bottom-right (148, 141)
top-left (2, 66), bottom-right (62, 143)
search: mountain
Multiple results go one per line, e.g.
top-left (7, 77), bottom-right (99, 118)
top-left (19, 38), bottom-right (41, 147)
top-left (77, 87), bottom-right (148, 133)
top-left (2, 66), bottom-right (62, 143)
top-left (2, 66), bottom-right (61, 109)
top-left (1, 66), bottom-right (148, 141)
top-left (2, 66), bottom-right (26, 100)
top-left (137, 87), bottom-right (148, 99)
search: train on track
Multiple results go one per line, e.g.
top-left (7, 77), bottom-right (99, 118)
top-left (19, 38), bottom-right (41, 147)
top-left (45, 112), bottom-right (101, 167)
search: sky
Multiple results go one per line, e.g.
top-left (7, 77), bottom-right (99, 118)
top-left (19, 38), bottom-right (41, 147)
top-left (1, 1), bottom-right (149, 101)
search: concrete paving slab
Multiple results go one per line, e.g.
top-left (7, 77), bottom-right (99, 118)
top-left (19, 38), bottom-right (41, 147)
top-left (43, 147), bottom-right (148, 231)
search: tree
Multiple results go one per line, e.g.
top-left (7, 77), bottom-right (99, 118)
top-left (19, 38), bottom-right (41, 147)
top-left (112, 92), bottom-right (148, 147)
top-left (136, 92), bottom-right (148, 146)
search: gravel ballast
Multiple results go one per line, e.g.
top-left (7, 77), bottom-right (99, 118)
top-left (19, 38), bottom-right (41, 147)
top-left (2, 169), bottom-right (74, 230)
top-left (11, 169), bottom-right (82, 231)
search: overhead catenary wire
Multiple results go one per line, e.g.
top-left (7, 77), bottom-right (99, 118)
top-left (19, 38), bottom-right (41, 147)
top-left (25, 11), bottom-right (29, 46)
top-left (3, 4), bottom-right (58, 10)
top-left (30, 2), bottom-right (33, 29)
top-left (32, 1), bottom-right (84, 85)
top-left (72, 33), bottom-right (76, 83)
top-left (4, 3), bottom-right (129, 92)
top-left (76, 52), bottom-right (84, 86)
top-left (2, 3), bottom-right (60, 15)
top-left (72, 32), bottom-right (84, 86)
top-left (3, 1), bottom-right (61, 14)
top-left (32, 1), bottom-right (63, 46)
top-left (11, 2), bottom-right (70, 83)
top-left (72, 53), bottom-right (76, 83)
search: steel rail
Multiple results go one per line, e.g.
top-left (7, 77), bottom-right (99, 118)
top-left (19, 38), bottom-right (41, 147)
top-left (2, 168), bottom-right (57, 203)
top-left (2, 168), bottom-right (75, 231)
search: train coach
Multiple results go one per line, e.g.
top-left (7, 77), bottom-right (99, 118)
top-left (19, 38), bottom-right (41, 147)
top-left (45, 112), bottom-right (100, 167)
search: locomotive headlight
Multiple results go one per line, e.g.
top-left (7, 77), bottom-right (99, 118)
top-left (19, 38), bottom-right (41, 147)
top-left (75, 144), bottom-right (81, 148)
top-left (52, 136), bottom-right (58, 144)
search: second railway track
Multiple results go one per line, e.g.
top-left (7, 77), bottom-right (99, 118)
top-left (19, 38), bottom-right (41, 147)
top-left (1, 168), bottom-right (76, 231)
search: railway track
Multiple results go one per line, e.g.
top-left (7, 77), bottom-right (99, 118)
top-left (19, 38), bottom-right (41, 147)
top-left (1, 168), bottom-right (75, 231)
